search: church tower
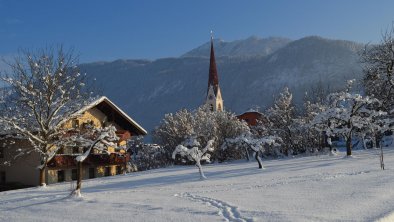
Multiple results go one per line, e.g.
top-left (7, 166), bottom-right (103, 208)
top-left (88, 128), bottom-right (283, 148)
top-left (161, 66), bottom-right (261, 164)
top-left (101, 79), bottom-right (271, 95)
top-left (205, 33), bottom-right (224, 111)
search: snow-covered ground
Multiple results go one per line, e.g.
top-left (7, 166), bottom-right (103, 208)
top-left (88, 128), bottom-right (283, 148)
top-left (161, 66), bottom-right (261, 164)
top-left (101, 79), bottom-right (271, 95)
top-left (2, 148), bottom-right (394, 222)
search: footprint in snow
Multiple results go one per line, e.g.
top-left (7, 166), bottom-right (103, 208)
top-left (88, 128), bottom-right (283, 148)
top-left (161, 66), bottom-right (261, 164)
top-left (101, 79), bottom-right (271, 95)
top-left (175, 192), bottom-right (254, 222)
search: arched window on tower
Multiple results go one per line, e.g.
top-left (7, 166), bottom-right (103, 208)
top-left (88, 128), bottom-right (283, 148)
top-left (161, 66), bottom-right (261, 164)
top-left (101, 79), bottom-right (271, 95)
top-left (218, 103), bottom-right (222, 111)
top-left (210, 104), bottom-right (214, 111)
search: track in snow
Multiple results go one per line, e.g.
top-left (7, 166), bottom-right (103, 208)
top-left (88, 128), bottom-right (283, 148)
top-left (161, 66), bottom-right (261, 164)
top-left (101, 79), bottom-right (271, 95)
top-left (176, 192), bottom-right (254, 222)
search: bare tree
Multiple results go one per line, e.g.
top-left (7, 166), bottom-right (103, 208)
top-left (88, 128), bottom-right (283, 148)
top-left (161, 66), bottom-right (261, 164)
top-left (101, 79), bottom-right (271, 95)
top-left (304, 80), bottom-right (332, 105)
top-left (0, 46), bottom-right (92, 186)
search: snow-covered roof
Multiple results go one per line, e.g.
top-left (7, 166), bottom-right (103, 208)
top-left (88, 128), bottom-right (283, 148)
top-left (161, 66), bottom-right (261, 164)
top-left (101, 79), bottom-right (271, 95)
top-left (69, 96), bottom-right (147, 135)
top-left (236, 110), bottom-right (264, 116)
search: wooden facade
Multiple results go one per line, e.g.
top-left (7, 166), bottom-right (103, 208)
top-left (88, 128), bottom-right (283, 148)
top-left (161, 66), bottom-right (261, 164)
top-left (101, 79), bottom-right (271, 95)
top-left (237, 111), bottom-right (267, 126)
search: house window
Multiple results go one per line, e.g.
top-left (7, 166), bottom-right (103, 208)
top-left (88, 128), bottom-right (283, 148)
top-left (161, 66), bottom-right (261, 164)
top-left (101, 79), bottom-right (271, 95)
top-left (57, 170), bottom-right (65, 182)
top-left (73, 147), bottom-right (80, 154)
top-left (0, 146), bottom-right (4, 158)
top-left (82, 120), bottom-right (94, 129)
top-left (105, 167), bottom-right (111, 177)
top-left (71, 169), bottom-right (77, 181)
top-left (72, 119), bottom-right (80, 129)
top-left (0, 171), bottom-right (5, 184)
top-left (89, 168), bottom-right (95, 179)
top-left (58, 147), bottom-right (65, 154)
top-left (116, 166), bottom-right (122, 175)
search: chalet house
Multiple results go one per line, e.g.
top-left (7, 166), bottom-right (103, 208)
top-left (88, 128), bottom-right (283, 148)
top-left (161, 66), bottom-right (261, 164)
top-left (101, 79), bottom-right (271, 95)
top-left (0, 96), bottom-right (147, 187)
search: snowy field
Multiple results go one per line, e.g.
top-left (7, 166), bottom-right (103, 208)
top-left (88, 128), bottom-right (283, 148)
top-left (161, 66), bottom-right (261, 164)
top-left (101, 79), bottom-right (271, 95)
top-left (2, 149), bottom-right (394, 222)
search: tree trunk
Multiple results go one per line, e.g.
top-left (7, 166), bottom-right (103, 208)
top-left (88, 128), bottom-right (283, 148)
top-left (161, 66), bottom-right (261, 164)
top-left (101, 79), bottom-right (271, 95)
top-left (380, 143), bottom-right (385, 170)
top-left (123, 158), bottom-right (127, 174)
top-left (372, 136), bottom-right (377, 149)
top-left (361, 134), bottom-right (367, 150)
top-left (39, 165), bottom-right (46, 186)
top-left (76, 161), bottom-right (83, 191)
top-left (319, 133), bottom-right (322, 149)
top-left (375, 134), bottom-right (380, 148)
top-left (245, 146), bottom-right (250, 161)
top-left (346, 136), bottom-right (352, 156)
top-left (255, 151), bottom-right (263, 169)
top-left (327, 137), bottom-right (332, 152)
top-left (196, 162), bottom-right (206, 180)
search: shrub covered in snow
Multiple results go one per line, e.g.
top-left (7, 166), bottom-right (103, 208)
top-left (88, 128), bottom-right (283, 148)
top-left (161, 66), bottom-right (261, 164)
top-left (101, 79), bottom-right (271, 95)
top-left (128, 136), bottom-right (170, 171)
top-left (153, 105), bottom-right (249, 162)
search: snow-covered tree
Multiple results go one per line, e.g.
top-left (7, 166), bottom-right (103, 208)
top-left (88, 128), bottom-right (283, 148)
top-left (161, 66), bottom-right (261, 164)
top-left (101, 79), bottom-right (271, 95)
top-left (172, 138), bottom-right (214, 179)
top-left (65, 125), bottom-right (119, 197)
top-left (312, 80), bottom-right (386, 156)
top-left (207, 109), bottom-right (250, 160)
top-left (153, 105), bottom-right (249, 162)
top-left (223, 133), bottom-right (282, 168)
top-left (250, 116), bottom-right (270, 137)
top-left (289, 117), bottom-right (316, 154)
top-left (361, 26), bottom-right (394, 113)
top-left (128, 136), bottom-right (169, 171)
top-left (152, 109), bottom-right (195, 159)
top-left (302, 96), bottom-right (331, 153)
top-left (357, 111), bottom-right (391, 149)
top-left (0, 47), bottom-right (93, 186)
top-left (266, 87), bottom-right (296, 155)
top-left (192, 106), bottom-right (218, 150)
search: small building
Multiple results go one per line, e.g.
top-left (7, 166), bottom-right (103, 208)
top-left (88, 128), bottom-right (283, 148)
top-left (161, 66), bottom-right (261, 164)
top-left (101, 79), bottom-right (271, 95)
top-left (237, 111), bottom-right (267, 126)
top-left (0, 96), bottom-right (147, 188)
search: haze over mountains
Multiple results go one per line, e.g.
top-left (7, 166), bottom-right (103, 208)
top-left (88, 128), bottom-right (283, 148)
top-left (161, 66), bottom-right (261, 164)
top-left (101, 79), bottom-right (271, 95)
top-left (80, 36), bottom-right (364, 136)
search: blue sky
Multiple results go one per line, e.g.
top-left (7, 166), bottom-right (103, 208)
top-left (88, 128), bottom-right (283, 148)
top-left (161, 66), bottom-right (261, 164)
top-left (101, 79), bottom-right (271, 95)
top-left (1, 0), bottom-right (394, 62)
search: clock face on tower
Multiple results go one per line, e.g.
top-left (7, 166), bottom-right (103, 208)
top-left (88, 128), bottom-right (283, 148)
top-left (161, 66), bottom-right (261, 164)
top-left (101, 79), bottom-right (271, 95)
top-left (209, 95), bottom-right (213, 100)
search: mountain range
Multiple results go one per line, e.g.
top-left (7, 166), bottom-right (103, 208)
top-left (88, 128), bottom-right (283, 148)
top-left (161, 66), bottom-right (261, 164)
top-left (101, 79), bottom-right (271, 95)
top-left (80, 36), bottom-right (364, 137)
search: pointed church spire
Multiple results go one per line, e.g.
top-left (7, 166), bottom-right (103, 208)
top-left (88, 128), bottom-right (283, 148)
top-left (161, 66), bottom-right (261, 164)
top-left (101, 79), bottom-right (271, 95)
top-left (208, 31), bottom-right (219, 94)
top-left (205, 31), bottom-right (224, 112)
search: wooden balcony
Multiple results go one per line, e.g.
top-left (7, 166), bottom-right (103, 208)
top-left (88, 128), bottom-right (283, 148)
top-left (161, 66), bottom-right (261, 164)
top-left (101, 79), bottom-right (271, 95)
top-left (48, 153), bottom-right (130, 168)
top-left (62, 130), bottom-right (131, 145)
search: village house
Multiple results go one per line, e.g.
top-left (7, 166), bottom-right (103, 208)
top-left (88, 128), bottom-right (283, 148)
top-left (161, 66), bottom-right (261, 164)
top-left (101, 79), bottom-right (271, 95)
top-left (0, 96), bottom-right (147, 189)
top-left (237, 111), bottom-right (267, 126)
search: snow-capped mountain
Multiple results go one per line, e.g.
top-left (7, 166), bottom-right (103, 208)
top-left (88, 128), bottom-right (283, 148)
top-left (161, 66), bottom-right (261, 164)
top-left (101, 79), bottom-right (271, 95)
top-left (80, 36), bottom-right (364, 136)
top-left (181, 36), bottom-right (291, 58)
